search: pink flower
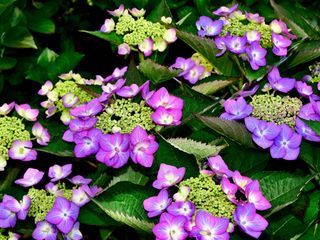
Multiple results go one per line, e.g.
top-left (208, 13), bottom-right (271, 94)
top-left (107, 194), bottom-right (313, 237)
top-left (8, 140), bottom-right (37, 161)
top-left (32, 122), bottom-right (51, 146)
top-left (0, 102), bottom-right (15, 115)
top-left (138, 38), bottom-right (154, 57)
top-left (15, 168), bottom-right (44, 187)
top-left (15, 104), bottom-right (39, 121)
top-left (48, 164), bottom-right (72, 182)
top-left (152, 163), bottom-right (185, 189)
top-left (38, 81), bottom-right (53, 96)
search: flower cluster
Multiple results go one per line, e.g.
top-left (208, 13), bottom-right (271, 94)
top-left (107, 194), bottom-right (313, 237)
top-left (0, 102), bottom-right (49, 170)
top-left (100, 4), bottom-right (177, 56)
top-left (2, 163), bottom-right (101, 239)
top-left (143, 155), bottom-right (270, 239)
top-left (38, 72), bottom-right (94, 123)
top-left (58, 67), bottom-right (183, 168)
top-left (170, 53), bottom-right (214, 85)
top-left (220, 65), bottom-right (320, 160)
top-left (196, 4), bottom-right (296, 70)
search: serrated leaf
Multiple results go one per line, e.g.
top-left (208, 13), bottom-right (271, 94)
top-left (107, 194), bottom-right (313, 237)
top-left (105, 166), bottom-right (149, 191)
top-left (195, 115), bottom-right (255, 148)
top-left (139, 59), bottom-right (181, 84)
top-left (80, 30), bottom-right (123, 46)
top-left (1, 26), bottom-right (37, 49)
top-left (166, 137), bottom-right (226, 160)
top-left (176, 30), bottom-right (238, 76)
top-left (0, 57), bottom-right (17, 70)
top-left (252, 172), bottom-right (313, 216)
top-left (192, 80), bottom-right (234, 95)
top-left (92, 182), bottom-right (155, 233)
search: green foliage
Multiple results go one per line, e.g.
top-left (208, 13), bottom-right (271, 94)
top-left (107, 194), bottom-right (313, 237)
top-left (80, 30), bottom-right (123, 46)
top-left (192, 80), bottom-right (234, 95)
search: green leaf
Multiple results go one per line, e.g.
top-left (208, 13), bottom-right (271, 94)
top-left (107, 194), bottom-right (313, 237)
top-left (26, 14), bottom-right (55, 34)
top-left (0, 57), bottom-right (17, 70)
top-left (270, 0), bottom-right (320, 39)
top-left (252, 172), bottom-right (313, 216)
top-left (166, 137), bottom-right (226, 160)
top-left (300, 141), bottom-right (320, 173)
top-left (176, 30), bottom-right (238, 76)
top-left (299, 223), bottom-right (320, 240)
top-left (80, 30), bottom-right (123, 46)
top-left (0, 0), bottom-right (15, 7)
top-left (284, 40), bottom-right (320, 69)
top-left (37, 48), bottom-right (59, 67)
top-left (195, 115), bottom-right (255, 148)
top-left (124, 57), bottom-right (146, 86)
top-left (147, 0), bottom-right (172, 22)
top-left (105, 166), bottom-right (149, 191)
top-left (192, 80), bottom-right (234, 95)
top-left (302, 119), bottom-right (320, 135)
top-left (92, 182), bottom-right (156, 233)
top-left (1, 26), bottom-right (37, 49)
top-left (304, 191), bottom-right (320, 223)
top-left (138, 59), bottom-right (181, 84)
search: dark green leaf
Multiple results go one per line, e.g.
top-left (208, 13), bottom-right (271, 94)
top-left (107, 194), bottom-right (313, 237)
top-left (0, 0), bottom-right (16, 8)
top-left (176, 30), bottom-right (239, 76)
top-left (195, 115), bottom-right (255, 148)
top-left (37, 48), bottom-right (59, 67)
top-left (138, 59), bottom-right (181, 84)
top-left (252, 172), bottom-right (312, 216)
top-left (0, 57), bottom-right (17, 70)
top-left (192, 80), bottom-right (234, 95)
top-left (300, 141), bottom-right (320, 173)
top-left (124, 57), bottom-right (145, 86)
top-left (92, 182), bottom-right (156, 233)
top-left (1, 26), bottom-right (37, 49)
top-left (147, 0), bottom-right (172, 22)
top-left (27, 16), bottom-right (55, 34)
top-left (80, 30), bottom-right (123, 46)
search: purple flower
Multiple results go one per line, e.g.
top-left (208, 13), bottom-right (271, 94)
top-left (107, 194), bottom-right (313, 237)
top-left (96, 133), bottom-right (130, 168)
top-left (3, 195), bottom-right (31, 220)
top-left (221, 176), bottom-right (238, 204)
top-left (225, 35), bottom-right (247, 54)
top-left (0, 203), bottom-right (16, 228)
top-left (118, 43), bottom-right (131, 55)
top-left (63, 222), bottom-right (82, 240)
top-left (215, 36), bottom-right (227, 57)
top-left (143, 189), bottom-right (172, 218)
top-left (38, 81), bottom-right (53, 96)
top-left (68, 175), bottom-right (92, 185)
top-left (101, 79), bottom-right (126, 97)
top-left (295, 81), bottom-right (313, 97)
top-left (152, 107), bottom-right (182, 126)
top-left (267, 66), bottom-right (295, 93)
top-left (46, 183), bottom-right (63, 196)
top-left (171, 57), bottom-right (195, 76)
top-left (298, 103), bottom-right (320, 121)
top-left (246, 41), bottom-right (267, 70)
top-left (46, 197), bottom-right (80, 234)
top-left (246, 31), bottom-right (261, 44)
top-left (152, 213), bottom-right (188, 240)
top-left (62, 93), bottom-right (79, 108)
top-left (15, 168), bottom-right (44, 187)
top-left (270, 20), bottom-right (297, 39)
top-left (147, 87), bottom-right (183, 110)
top-left (213, 4), bottom-right (238, 16)
top-left (152, 163), bottom-right (185, 189)
top-left (238, 84), bottom-right (259, 97)
top-left (270, 124), bottom-right (302, 160)
top-left (295, 118), bottom-right (320, 142)
top-left (32, 221), bottom-right (58, 240)
top-left (82, 185), bottom-right (102, 198)
top-left (70, 98), bottom-right (102, 119)
top-left (68, 118), bottom-right (97, 132)
top-left (48, 164), bottom-right (73, 182)
top-left (130, 126), bottom-right (159, 168)
top-left (139, 38), bottom-right (154, 57)
top-left (183, 65), bottom-right (205, 84)
top-left (15, 104), bottom-right (39, 121)
top-left (8, 140), bottom-right (37, 161)
top-left (74, 129), bottom-right (102, 158)
top-left (191, 210), bottom-right (230, 240)
top-left (72, 186), bottom-right (91, 207)
top-left (100, 18), bottom-right (115, 33)
top-left (196, 16), bottom-right (224, 37)
top-left (167, 201), bottom-right (195, 218)
top-left (233, 170), bottom-right (252, 192)
top-left (208, 155), bottom-right (233, 177)
top-left (104, 67), bottom-right (128, 83)
top-left (245, 180), bottom-right (271, 211)
top-left (272, 32), bottom-right (292, 56)
top-left (32, 122), bottom-right (51, 146)
top-left (140, 80), bottom-right (155, 101)
top-left (116, 84), bottom-right (140, 98)
top-left (220, 97), bottom-right (253, 120)
top-left (234, 203), bottom-right (268, 239)
top-left (0, 101), bottom-right (15, 115)
top-left (245, 117), bottom-right (281, 149)
top-left (245, 12), bottom-right (265, 23)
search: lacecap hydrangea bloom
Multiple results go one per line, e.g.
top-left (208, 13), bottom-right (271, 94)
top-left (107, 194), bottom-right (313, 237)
top-left (220, 64), bottom-right (320, 160)
top-left (6, 163), bottom-right (102, 238)
top-left (100, 4), bottom-right (177, 57)
top-left (195, 4), bottom-right (296, 70)
top-left (59, 66), bottom-right (183, 169)
top-left (0, 102), bottom-right (50, 171)
top-left (144, 155), bottom-right (270, 239)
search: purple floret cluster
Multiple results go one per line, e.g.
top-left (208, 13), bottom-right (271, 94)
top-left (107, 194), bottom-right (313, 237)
top-left (143, 155), bottom-right (270, 239)
top-left (221, 66), bottom-right (320, 160)
top-left (195, 4), bottom-right (296, 70)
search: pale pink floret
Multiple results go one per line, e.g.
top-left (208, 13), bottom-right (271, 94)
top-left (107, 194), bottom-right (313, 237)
top-left (15, 104), bottom-right (39, 121)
